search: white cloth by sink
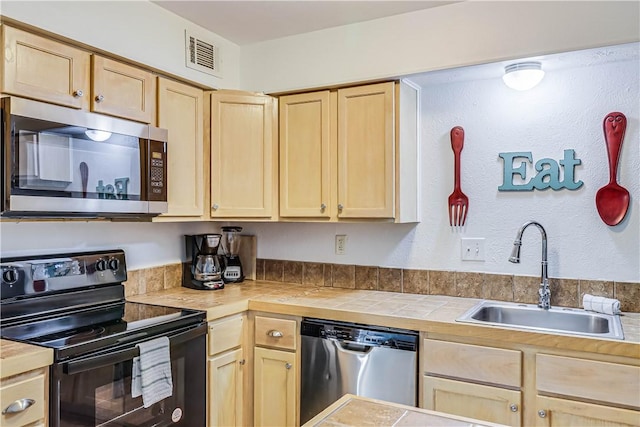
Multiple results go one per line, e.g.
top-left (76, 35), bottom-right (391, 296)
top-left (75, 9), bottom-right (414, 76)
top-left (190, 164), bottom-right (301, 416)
top-left (583, 294), bottom-right (620, 315)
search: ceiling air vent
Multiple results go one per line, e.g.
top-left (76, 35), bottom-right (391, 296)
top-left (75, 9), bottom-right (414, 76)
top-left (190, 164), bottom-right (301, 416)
top-left (185, 30), bottom-right (221, 77)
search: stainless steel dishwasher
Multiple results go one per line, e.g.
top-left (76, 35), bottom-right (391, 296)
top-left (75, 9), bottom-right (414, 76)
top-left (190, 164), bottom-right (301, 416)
top-left (300, 318), bottom-right (418, 424)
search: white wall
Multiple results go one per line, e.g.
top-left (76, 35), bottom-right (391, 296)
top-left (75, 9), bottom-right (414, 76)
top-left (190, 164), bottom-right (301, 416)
top-left (0, 2), bottom-right (637, 282)
top-left (240, 1), bottom-right (640, 93)
top-left (1, 1), bottom-right (241, 89)
top-left (0, 221), bottom-right (221, 269)
top-left (241, 53), bottom-right (639, 282)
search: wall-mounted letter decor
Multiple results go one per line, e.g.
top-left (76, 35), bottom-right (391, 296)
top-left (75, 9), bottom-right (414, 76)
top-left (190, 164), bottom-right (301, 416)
top-left (498, 149), bottom-right (583, 191)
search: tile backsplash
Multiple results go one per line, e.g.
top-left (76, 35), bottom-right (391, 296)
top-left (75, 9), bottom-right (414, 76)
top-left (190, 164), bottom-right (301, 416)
top-left (122, 259), bottom-right (639, 313)
top-left (256, 259), bottom-right (640, 313)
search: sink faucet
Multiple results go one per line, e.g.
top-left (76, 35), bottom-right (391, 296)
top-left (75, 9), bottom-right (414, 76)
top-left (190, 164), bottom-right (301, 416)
top-left (508, 221), bottom-right (550, 309)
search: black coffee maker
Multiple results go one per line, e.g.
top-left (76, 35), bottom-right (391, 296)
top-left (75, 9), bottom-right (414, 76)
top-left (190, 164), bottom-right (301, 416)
top-left (183, 234), bottom-right (225, 290)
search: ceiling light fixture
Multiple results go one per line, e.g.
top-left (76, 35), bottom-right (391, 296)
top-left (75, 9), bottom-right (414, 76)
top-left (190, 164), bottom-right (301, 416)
top-left (502, 61), bottom-right (545, 91)
top-left (85, 129), bottom-right (112, 142)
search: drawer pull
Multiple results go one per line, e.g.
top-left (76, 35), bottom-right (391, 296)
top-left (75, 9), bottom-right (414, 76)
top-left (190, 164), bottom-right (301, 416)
top-left (239, 359), bottom-right (246, 365)
top-left (285, 363), bottom-right (292, 370)
top-left (73, 89), bottom-right (84, 97)
top-left (538, 409), bottom-right (547, 418)
top-left (3, 398), bottom-right (35, 414)
top-left (95, 94), bottom-right (105, 103)
top-left (268, 330), bottom-right (283, 338)
top-left (509, 404), bottom-right (518, 412)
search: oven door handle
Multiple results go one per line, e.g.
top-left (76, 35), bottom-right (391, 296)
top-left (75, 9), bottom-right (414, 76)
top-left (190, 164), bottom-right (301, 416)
top-left (62, 322), bottom-right (206, 375)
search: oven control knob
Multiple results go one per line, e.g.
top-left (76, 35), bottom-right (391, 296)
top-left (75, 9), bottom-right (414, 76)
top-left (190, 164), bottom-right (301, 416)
top-left (108, 258), bottom-right (120, 271)
top-left (95, 259), bottom-right (108, 272)
top-left (2, 268), bottom-right (18, 284)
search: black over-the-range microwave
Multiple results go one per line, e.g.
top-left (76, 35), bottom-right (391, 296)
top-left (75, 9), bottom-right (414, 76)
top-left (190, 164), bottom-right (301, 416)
top-left (1, 97), bottom-right (168, 218)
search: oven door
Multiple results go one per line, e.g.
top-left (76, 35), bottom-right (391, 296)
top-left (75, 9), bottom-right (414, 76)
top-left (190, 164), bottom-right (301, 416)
top-left (50, 323), bottom-right (206, 427)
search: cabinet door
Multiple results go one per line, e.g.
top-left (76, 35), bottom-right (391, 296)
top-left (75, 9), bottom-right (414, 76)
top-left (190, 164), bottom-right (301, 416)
top-left (254, 347), bottom-right (296, 427)
top-left (210, 92), bottom-right (276, 218)
top-left (536, 396), bottom-right (639, 427)
top-left (2, 25), bottom-right (90, 109)
top-left (0, 369), bottom-right (47, 427)
top-left (423, 376), bottom-right (522, 427)
top-left (279, 91), bottom-right (332, 218)
top-left (156, 78), bottom-right (205, 219)
top-left (337, 82), bottom-right (395, 218)
top-left (91, 55), bottom-right (156, 123)
top-left (209, 348), bottom-right (245, 427)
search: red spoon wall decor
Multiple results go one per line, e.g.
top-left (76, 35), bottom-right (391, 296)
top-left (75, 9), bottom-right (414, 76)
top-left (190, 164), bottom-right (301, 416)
top-left (595, 112), bottom-right (629, 226)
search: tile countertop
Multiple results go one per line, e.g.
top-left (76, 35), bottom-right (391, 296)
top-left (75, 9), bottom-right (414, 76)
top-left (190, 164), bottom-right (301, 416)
top-left (0, 339), bottom-right (53, 379)
top-left (303, 394), bottom-right (508, 427)
top-left (128, 280), bottom-right (640, 359)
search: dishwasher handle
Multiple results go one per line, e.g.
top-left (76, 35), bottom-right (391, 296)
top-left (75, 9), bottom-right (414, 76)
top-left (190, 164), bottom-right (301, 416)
top-left (332, 338), bottom-right (374, 354)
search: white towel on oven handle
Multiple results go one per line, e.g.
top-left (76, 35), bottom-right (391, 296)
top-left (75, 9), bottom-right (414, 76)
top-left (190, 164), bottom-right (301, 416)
top-left (131, 336), bottom-right (173, 408)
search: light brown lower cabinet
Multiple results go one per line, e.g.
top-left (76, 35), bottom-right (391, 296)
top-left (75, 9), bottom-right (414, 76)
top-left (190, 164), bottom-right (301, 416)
top-left (422, 337), bottom-right (640, 427)
top-left (0, 367), bottom-right (47, 427)
top-left (253, 346), bottom-right (297, 427)
top-left (207, 314), bottom-right (249, 427)
top-left (423, 376), bottom-right (522, 426)
top-left (209, 348), bottom-right (245, 426)
top-left (535, 396), bottom-right (640, 427)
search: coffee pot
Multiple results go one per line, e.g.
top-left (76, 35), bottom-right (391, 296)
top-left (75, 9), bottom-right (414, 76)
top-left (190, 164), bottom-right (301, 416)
top-left (183, 234), bottom-right (225, 290)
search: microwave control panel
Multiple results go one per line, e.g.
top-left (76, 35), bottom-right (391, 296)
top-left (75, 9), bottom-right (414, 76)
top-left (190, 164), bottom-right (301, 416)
top-left (147, 140), bottom-right (167, 201)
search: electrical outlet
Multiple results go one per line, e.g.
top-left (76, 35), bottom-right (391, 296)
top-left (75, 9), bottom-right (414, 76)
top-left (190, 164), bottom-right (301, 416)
top-left (335, 235), bottom-right (347, 255)
top-left (461, 238), bottom-right (485, 261)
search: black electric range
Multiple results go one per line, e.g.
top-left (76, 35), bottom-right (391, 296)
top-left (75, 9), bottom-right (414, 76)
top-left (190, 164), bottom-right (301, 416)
top-left (0, 249), bottom-right (207, 427)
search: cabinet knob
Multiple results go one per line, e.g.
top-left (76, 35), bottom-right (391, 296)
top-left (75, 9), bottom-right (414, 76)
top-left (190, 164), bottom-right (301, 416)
top-left (73, 89), bottom-right (84, 98)
top-left (509, 404), bottom-right (518, 412)
top-left (285, 363), bottom-right (292, 370)
top-left (95, 94), bottom-right (104, 103)
top-left (3, 398), bottom-right (35, 414)
top-left (212, 203), bottom-right (219, 210)
top-left (239, 359), bottom-right (246, 365)
top-left (538, 410), bottom-right (547, 418)
top-left (320, 203), bottom-right (327, 210)
top-left (337, 203), bottom-right (344, 210)
top-left (267, 330), bottom-right (283, 338)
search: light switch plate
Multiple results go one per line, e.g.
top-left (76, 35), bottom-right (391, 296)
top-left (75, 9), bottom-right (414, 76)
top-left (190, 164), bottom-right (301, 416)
top-left (461, 238), bottom-right (485, 261)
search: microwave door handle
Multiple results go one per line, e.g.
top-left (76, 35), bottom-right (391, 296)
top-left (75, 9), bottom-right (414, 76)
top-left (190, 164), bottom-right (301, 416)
top-left (63, 323), bottom-right (206, 375)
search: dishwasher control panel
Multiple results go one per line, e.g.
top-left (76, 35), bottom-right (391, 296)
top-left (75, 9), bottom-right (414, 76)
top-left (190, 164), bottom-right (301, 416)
top-left (301, 318), bottom-right (418, 351)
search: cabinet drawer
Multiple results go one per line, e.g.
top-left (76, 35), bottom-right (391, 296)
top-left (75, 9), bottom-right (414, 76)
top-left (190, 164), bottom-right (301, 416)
top-left (208, 314), bottom-right (244, 356)
top-left (423, 339), bottom-right (521, 388)
top-left (537, 354), bottom-right (640, 409)
top-left (255, 316), bottom-right (297, 350)
top-left (0, 371), bottom-right (46, 427)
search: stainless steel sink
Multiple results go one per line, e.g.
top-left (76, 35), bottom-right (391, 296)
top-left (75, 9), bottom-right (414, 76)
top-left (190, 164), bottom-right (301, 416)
top-left (456, 300), bottom-right (624, 340)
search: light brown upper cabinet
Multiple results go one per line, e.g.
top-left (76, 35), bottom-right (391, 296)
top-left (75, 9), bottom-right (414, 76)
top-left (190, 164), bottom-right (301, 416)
top-left (91, 55), bottom-right (156, 124)
top-left (278, 81), bottom-right (419, 222)
top-left (156, 77), bottom-right (205, 220)
top-left (279, 90), bottom-right (332, 218)
top-left (2, 25), bottom-right (156, 124)
top-left (210, 91), bottom-right (278, 219)
top-left (2, 25), bottom-right (90, 109)
top-left (338, 82), bottom-right (395, 219)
